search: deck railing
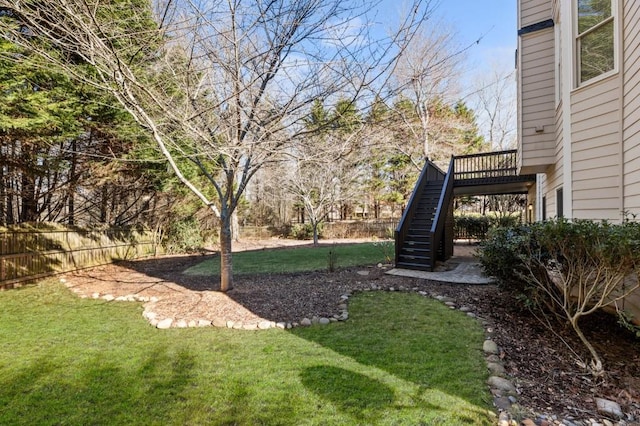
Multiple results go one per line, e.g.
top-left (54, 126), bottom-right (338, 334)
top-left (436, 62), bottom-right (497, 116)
top-left (453, 149), bottom-right (519, 182)
top-left (429, 158), bottom-right (455, 269)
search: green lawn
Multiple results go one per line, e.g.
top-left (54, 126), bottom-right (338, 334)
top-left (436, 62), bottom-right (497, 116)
top-left (184, 242), bottom-right (392, 275)
top-left (0, 281), bottom-right (494, 425)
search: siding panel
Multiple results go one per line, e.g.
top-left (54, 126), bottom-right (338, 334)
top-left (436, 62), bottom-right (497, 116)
top-left (519, 27), bottom-right (556, 173)
top-left (570, 75), bottom-right (621, 220)
top-left (520, 0), bottom-right (552, 27)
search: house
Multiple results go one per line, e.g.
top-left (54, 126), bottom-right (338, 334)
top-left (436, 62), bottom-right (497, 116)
top-left (517, 0), bottom-right (640, 320)
top-left (517, 0), bottom-right (640, 222)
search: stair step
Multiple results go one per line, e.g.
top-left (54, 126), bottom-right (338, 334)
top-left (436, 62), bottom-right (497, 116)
top-left (405, 234), bottom-right (430, 240)
top-left (400, 249), bottom-right (431, 257)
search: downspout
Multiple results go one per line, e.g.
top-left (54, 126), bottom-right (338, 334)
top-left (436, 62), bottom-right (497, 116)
top-left (618, 0), bottom-right (625, 221)
top-left (561, 0), bottom-right (573, 219)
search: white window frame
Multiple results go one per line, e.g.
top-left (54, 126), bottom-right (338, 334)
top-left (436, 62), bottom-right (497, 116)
top-left (554, 2), bottom-right (562, 105)
top-left (574, 0), bottom-right (617, 87)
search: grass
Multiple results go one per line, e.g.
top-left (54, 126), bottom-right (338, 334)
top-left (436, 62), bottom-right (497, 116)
top-left (185, 241), bottom-right (391, 275)
top-left (0, 281), bottom-right (494, 425)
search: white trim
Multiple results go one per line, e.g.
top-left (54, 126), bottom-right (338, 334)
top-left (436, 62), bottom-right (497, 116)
top-left (562, 0), bottom-right (573, 218)
top-left (574, 0), bottom-right (618, 88)
top-left (618, 0), bottom-right (624, 218)
top-left (536, 173), bottom-right (543, 221)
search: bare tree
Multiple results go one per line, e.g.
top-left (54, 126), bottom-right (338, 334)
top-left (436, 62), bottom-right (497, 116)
top-left (392, 19), bottom-right (466, 160)
top-left (0, 0), bottom-right (434, 291)
top-left (471, 63), bottom-right (517, 150)
top-left (284, 102), bottom-right (366, 245)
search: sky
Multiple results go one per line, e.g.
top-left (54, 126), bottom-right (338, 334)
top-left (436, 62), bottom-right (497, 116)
top-left (377, 0), bottom-right (518, 89)
top-left (373, 0), bottom-right (518, 145)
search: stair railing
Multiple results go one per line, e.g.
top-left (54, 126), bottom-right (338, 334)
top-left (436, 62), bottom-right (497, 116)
top-left (394, 159), bottom-right (445, 266)
top-left (428, 157), bottom-right (455, 270)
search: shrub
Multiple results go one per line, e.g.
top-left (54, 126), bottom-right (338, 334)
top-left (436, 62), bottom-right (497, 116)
top-left (476, 225), bottom-right (531, 290)
top-left (478, 218), bottom-right (640, 375)
top-left (163, 217), bottom-right (205, 253)
top-left (290, 223), bottom-right (323, 240)
top-left (455, 213), bottom-right (521, 240)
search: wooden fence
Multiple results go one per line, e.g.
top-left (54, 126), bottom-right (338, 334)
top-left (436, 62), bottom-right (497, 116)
top-left (241, 220), bottom-right (399, 240)
top-left (0, 227), bottom-right (159, 289)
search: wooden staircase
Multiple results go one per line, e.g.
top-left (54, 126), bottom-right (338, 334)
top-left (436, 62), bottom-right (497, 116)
top-left (394, 159), bottom-right (453, 272)
top-left (394, 150), bottom-right (536, 272)
top-left (395, 180), bottom-right (443, 271)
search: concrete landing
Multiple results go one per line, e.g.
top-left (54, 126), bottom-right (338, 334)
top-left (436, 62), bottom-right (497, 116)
top-left (387, 243), bottom-right (495, 285)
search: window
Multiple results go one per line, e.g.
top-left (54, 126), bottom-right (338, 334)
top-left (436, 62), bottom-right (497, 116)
top-left (542, 196), bottom-right (547, 221)
top-left (556, 188), bottom-right (564, 218)
top-left (576, 0), bottom-right (615, 84)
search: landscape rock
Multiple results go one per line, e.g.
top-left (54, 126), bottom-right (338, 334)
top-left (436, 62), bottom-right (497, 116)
top-left (212, 318), bottom-right (226, 328)
top-left (258, 321), bottom-right (272, 330)
top-left (487, 362), bottom-right (506, 376)
top-left (103, 294), bottom-right (115, 301)
top-left (483, 339), bottom-right (499, 354)
top-left (488, 376), bottom-right (516, 395)
top-left (300, 318), bottom-right (312, 326)
top-left (318, 317), bottom-right (330, 325)
top-left (198, 319), bottom-right (212, 327)
top-left (176, 320), bottom-right (188, 328)
top-left (156, 318), bottom-right (173, 329)
top-left (494, 396), bottom-right (512, 411)
top-left (595, 398), bottom-right (624, 419)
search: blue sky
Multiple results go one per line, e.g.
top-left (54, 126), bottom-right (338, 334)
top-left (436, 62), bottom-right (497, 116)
top-left (439, 0), bottom-right (517, 71)
top-left (377, 0), bottom-right (517, 81)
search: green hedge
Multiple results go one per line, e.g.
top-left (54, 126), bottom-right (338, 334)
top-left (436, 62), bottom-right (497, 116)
top-left (454, 214), bottom-right (521, 240)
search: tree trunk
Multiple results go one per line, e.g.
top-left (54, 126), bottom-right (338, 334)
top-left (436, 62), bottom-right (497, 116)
top-left (231, 211), bottom-right (240, 242)
top-left (571, 317), bottom-right (604, 376)
top-left (220, 214), bottom-right (234, 292)
top-left (312, 220), bottom-right (319, 246)
top-left (68, 139), bottom-right (77, 225)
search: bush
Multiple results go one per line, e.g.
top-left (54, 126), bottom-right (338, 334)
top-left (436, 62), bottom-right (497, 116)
top-left (478, 218), bottom-right (640, 374)
top-left (290, 223), bottom-right (323, 240)
top-left (163, 217), bottom-right (205, 253)
top-left (476, 225), bottom-right (531, 290)
top-left (454, 213), bottom-right (521, 240)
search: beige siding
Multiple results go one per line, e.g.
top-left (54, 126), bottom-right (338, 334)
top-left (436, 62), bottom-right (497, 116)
top-left (571, 76), bottom-right (622, 221)
top-left (518, 28), bottom-right (556, 174)
top-left (623, 1), bottom-right (640, 215)
top-left (540, 104), bottom-right (565, 218)
top-left (519, 0), bottom-right (552, 27)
